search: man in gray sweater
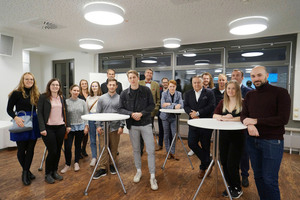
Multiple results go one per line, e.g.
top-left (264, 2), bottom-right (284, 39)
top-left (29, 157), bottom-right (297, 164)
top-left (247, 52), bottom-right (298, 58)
top-left (93, 78), bottom-right (125, 179)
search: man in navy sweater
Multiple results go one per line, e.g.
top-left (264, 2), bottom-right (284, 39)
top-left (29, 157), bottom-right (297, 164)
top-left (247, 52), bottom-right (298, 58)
top-left (241, 66), bottom-right (291, 200)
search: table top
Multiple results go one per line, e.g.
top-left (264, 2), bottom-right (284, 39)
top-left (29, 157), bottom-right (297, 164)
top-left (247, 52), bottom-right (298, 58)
top-left (159, 108), bottom-right (185, 114)
top-left (81, 113), bottom-right (130, 121)
top-left (188, 118), bottom-right (247, 130)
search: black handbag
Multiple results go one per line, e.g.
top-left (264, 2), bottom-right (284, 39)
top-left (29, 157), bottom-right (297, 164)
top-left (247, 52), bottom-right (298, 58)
top-left (9, 105), bottom-right (34, 133)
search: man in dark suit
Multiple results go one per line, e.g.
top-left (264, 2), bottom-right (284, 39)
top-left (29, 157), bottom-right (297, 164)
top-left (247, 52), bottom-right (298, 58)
top-left (101, 69), bottom-right (123, 95)
top-left (231, 69), bottom-right (253, 187)
top-left (184, 75), bottom-right (215, 179)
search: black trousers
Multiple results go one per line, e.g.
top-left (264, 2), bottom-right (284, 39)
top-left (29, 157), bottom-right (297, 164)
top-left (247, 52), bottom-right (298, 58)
top-left (188, 126), bottom-right (212, 170)
top-left (219, 130), bottom-right (245, 189)
top-left (16, 139), bottom-right (37, 171)
top-left (64, 131), bottom-right (84, 166)
top-left (42, 125), bottom-right (65, 175)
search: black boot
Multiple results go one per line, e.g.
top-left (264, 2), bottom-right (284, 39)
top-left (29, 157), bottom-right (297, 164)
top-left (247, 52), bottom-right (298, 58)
top-left (52, 171), bottom-right (63, 181)
top-left (22, 171), bottom-right (31, 186)
top-left (45, 174), bottom-right (55, 184)
top-left (28, 170), bottom-right (36, 180)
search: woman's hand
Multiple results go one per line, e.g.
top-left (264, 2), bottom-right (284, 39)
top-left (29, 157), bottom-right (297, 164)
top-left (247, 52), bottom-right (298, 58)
top-left (84, 125), bottom-right (89, 135)
top-left (40, 130), bottom-right (47, 136)
top-left (162, 103), bottom-right (171, 108)
top-left (97, 127), bottom-right (104, 135)
top-left (14, 116), bottom-right (24, 127)
top-left (175, 104), bottom-right (181, 109)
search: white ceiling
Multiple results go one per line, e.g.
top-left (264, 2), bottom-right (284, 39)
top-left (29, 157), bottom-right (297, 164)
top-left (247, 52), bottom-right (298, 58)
top-left (0, 0), bottom-right (300, 54)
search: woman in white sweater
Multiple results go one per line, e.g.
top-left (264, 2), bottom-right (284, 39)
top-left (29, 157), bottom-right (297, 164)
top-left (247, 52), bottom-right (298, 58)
top-left (61, 85), bottom-right (89, 173)
top-left (86, 81), bottom-right (102, 166)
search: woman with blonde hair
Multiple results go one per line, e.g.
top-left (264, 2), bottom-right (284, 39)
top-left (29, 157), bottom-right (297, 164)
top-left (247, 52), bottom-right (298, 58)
top-left (213, 80), bottom-right (244, 198)
top-left (86, 81), bottom-right (102, 166)
top-left (79, 79), bottom-right (89, 157)
top-left (7, 72), bottom-right (41, 186)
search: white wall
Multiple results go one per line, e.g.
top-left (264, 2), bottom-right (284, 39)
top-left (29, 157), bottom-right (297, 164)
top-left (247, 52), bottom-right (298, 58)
top-left (293, 33), bottom-right (300, 121)
top-left (38, 51), bottom-right (97, 90)
top-left (0, 34), bottom-right (24, 120)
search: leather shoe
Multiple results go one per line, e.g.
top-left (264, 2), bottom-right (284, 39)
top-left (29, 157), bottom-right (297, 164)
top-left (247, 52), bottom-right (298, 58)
top-left (155, 145), bottom-right (163, 151)
top-left (242, 176), bottom-right (249, 187)
top-left (45, 174), bottom-right (55, 184)
top-left (28, 170), bottom-right (36, 180)
top-left (22, 171), bottom-right (31, 186)
top-left (170, 153), bottom-right (180, 161)
top-left (52, 171), bottom-right (63, 181)
top-left (206, 164), bottom-right (214, 177)
top-left (198, 170), bottom-right (206, 179)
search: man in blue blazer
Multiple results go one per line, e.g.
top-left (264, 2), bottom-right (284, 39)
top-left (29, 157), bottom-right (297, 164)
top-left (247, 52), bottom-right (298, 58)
top-left (184, 75), bottom-right (215, 179)
top-left (231, 69), bottom-right (253, 187)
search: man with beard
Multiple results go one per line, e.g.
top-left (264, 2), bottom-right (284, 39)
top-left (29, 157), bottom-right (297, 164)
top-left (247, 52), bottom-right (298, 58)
top-left (241, 66), bottom-right (291, 200)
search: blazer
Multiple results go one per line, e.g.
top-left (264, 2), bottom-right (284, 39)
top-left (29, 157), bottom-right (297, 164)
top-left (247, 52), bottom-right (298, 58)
top-left (241, 84), bottom-right (252, 98)
top-left (160, 90), bottom-right (184, 120)
top-left (37, 94), bottom-right (70, 132)
top-left (139, 80), bottom-right (160, 117)
top-left (184, 88), bottom-right (215, 119)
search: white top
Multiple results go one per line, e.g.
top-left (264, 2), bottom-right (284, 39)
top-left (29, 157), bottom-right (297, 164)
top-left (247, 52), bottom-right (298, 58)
top-left (188, 118), bottom-right (247, 130)
top-left (159, 108), bottom-right (185, 114)
top-left (81, 113), bottom-right (130, 122)
top-left (86, 96), bottom-right (101, 113)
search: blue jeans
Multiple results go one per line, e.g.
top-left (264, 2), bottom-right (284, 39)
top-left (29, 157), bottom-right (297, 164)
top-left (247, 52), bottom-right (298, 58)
top-left (162, 117), bottom-right (176, 154)
top-left (247, 136), bottom-right (283, 200)
top-left (88, 120), bottom-right (100, 159)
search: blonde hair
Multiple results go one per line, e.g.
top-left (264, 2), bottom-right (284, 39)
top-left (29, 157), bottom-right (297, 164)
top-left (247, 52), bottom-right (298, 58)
top-left (9, 72), bottom-right (40, 106)
top-left (127, 70), bottom-right (139, 77)
top-left (222, 80), bottom-right (242, 113)
top-left (79, 79), bottom-right (89, 96)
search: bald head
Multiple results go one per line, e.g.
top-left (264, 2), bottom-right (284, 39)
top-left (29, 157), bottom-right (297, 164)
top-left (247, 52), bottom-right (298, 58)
top-left (250, 66), bottom-right (269, 88)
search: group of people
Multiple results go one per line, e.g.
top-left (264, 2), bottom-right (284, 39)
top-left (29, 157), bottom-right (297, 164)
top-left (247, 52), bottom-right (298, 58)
top-left (7, 66), bottom-right (291, 199)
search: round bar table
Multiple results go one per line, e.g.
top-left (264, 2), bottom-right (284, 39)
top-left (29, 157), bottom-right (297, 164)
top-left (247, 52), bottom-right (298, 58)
top-left (160, 109), bottom-right (194, 170)
top-left (81, 113), bottom-right (130, 195)
top-left (187, 118), bottom-right (246, 200)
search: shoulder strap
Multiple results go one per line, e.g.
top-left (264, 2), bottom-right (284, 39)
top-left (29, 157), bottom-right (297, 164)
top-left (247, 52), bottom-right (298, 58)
top-left (89, 99), bottom-right (98, 112)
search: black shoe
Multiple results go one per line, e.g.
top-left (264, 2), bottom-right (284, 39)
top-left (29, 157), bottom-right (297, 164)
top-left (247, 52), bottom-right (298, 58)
top-left (93, 169), bottom-right (107, 180)
top-left (110, 165), bottom-right (117, 175)
top-left (242, 176), bottom-right (249, 187)
top-left (45, 174), bottom-right (55, 184)
top-left (231, 187), bottom-right (243, 199)
top-left (22, 171), bottom-right (31, 186)
top-left (52, 171), bottom-right (63, 181)
top-left (79, 154), bottom-right (83, 159)
top-left (222, 186), bottom-right (230, 197)
top-left (28, 170), bottom-right (36, 180)
top-left (117, 151), bottom-right (119, 156)
top-left (82, 149), bottom-right (88, 157)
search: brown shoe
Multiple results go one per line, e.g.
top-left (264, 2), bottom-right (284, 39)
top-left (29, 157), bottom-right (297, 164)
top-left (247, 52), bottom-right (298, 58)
top-left (155, 145), bottom-right (163, 151)
top-left (206, 163), bottom-right (214, 177)
top-left (170, 153), bottom-right (180, 161)
top-left (198, 170), bottom-right (205, 179)
top-left (167, 154), bottom-right (172, 159)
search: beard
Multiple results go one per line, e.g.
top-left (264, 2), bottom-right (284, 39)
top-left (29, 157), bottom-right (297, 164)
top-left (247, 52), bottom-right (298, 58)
top-left (254, 80), bottom-right (267, 89)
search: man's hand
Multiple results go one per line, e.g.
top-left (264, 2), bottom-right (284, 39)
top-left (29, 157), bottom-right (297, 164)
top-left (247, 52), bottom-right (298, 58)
top-left (243, 118), bottom-right (257, 126)
top-left (131, 112), bottom-right (143, 121)
top-left (162, 103), bottom-right (171, 108)
top-left (97, 127), bottom-right (104, 134)
top-left (118, 127), bottom-right (124, 135)
top-left (247, 125), bottom-right (259, 137)
top-left (189, 110), bottom-right (199, 119)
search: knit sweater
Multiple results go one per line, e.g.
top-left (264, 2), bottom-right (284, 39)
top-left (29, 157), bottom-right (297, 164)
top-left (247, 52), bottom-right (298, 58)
top-left (240, 82), bottom-right (291, 140)
top-left (66, 98), bottom-right (88, 126)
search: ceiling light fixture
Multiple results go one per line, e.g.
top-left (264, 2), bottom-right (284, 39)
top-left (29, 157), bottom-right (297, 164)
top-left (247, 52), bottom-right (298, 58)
top-left (83, 2), bottom-right (125, 25)
top-left (194, 60), bottom-right (210, 65)
top-left (214, 69), bottom-right (222, 73)
top-left (141, 57), bottom-right (157, 64)
top-left (241, 52), bottom-right (264, 57)
top-left (79, 38), bottom-right (104, 50)
top-left (163, 38), bottom-right (181, 48)
top-left (229, 16), bottom-right (268, 35)
top-left (183, 52), bottom-right (196, 57)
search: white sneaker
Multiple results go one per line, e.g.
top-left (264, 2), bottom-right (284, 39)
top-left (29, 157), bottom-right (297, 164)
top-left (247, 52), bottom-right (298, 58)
top-left (90, 158), bottom-right (97, 167)
top-left (188, 150), bottom-right (194, 156)
top-left (60, 165), bottom-right (70, 174)
top-left (74, 163), bottom-right (80, 172)
top-left (150, 178), bottom-right (158, 190)
top-left (133, 171), bottom-right (142, 183)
